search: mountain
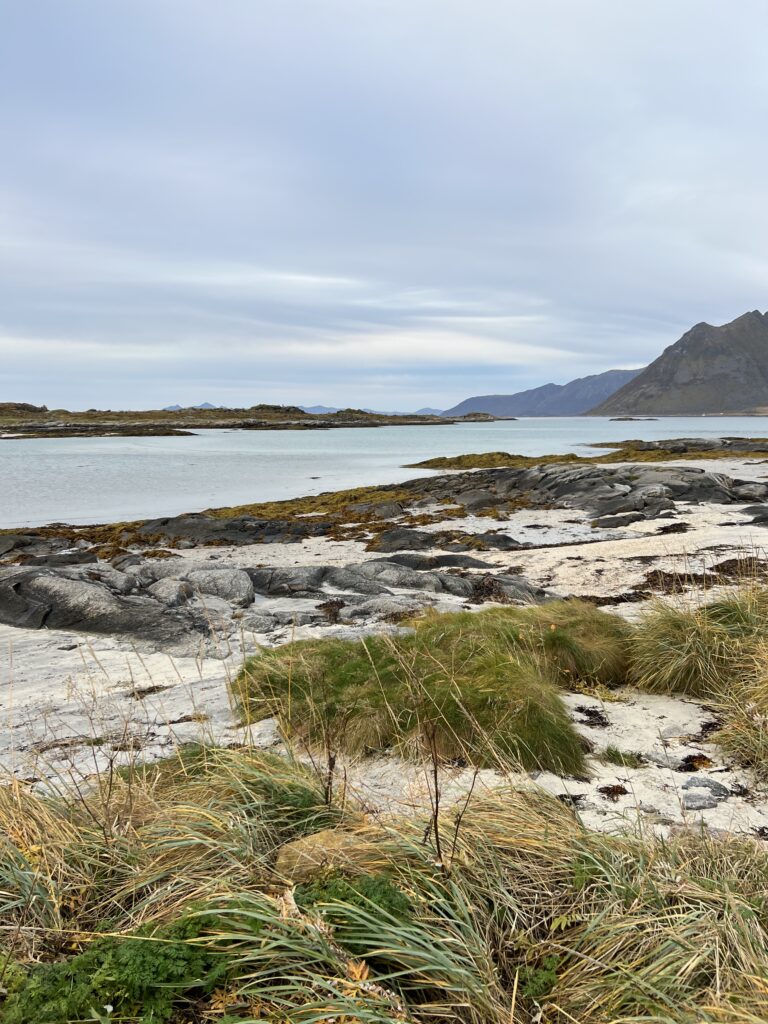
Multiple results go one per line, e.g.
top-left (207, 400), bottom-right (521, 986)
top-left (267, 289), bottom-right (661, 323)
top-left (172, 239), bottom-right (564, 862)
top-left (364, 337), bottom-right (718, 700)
top-left (414, 407), bottom-right (444, 416)
top-left (443, 369), bottom-right (642, 418)
top-left (590, 311), bottom-right (768, 415)
top-left (300, 405), bottom-right (339, 414)
top-left (163, 402), bottom-right (222, 411)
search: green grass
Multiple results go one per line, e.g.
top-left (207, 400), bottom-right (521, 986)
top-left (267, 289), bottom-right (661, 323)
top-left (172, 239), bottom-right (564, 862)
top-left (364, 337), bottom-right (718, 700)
top-left (629, 588), bottom-right (768, 697)
top-left (230, 602), bottom-right (630, 775)
top-left (602, 744), bottom-right (645, 768)
top-left (6, 591), bottom-right (768, 1020)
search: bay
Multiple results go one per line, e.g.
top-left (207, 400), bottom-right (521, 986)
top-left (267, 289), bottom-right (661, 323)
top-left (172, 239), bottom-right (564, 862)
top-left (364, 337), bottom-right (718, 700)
top-left (3, 416), bottom-right (768, 528)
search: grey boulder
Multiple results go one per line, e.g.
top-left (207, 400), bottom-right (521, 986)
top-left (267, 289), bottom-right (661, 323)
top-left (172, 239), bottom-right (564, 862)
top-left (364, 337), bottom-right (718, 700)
top-left (148, 578), bottom-right (194, 607)
top-left (185, 568), bottom-right (255, 607)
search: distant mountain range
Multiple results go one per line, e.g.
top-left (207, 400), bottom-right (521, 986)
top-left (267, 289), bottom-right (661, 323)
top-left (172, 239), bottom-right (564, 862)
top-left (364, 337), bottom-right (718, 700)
top-left (591, 310), bottom-right (768, 415)
top-left (300, 405), bottom-right (446, 416)
top-left (442, 369), bottom-right (642, 418)
top-left (164, 312), bottom-right (768, 421)
top-left (163, 402), bottom-right (221, 411)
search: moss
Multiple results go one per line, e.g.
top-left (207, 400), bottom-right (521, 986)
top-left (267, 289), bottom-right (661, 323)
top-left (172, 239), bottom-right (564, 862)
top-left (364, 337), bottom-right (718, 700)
top-left (406, 451), bottom-right (585, 470)
top-left (204, 482), bottom-right (419, 522)
top-left (405, 442), bottom-right (768, 471)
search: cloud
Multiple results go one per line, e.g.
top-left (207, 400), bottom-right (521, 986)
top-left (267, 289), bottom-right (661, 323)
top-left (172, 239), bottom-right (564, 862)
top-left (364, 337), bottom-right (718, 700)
top-left (1, 0), bottom-right (767, 408)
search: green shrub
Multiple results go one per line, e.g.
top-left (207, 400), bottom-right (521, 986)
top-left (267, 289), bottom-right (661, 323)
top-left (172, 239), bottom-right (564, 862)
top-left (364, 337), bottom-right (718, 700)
top-left (295, 871), bottom-right (412, 923)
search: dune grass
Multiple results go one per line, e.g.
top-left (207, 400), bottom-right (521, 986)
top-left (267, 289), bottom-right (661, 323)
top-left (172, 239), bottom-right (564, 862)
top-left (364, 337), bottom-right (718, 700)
top-left (1, 751), bottom-right (767, 1023)
top-left (629, 587), bottom-right (768, 697)
top-left (233, 601), bottom-right (631, 776)
top-left (7, 590), bottom-right (768, 1018)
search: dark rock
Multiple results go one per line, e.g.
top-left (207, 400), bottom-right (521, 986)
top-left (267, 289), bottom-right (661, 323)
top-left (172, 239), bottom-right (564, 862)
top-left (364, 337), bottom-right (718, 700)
top-left (592, 512), bottom-right (645, 529)
top-left (138, 513), bottom-right (330, 546)
top-left (456, 488), bottom-right (498, 511)
top-left (682, 793), bottom-right (719, 811)
top-left (368, 528), bottom-right (437, 553)
top-left (372, 553), bottom-right (494, 570)
top-left (681, 776), bottom-right (730, 799)
top-left (246, 566), bottom-right (328, 596)
top-left (0, 567), bottom-right (208, 645)
top-left (26, 550), bottom-right (98, 566)
top-left (0, 534), bottom-right (34, 556)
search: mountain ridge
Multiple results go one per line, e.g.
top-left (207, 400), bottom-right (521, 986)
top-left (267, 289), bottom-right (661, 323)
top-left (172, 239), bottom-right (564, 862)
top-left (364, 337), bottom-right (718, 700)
top-left (590, 310), bottom-right (768, 415)
top-left (443, 368), bottom-right (642, 417)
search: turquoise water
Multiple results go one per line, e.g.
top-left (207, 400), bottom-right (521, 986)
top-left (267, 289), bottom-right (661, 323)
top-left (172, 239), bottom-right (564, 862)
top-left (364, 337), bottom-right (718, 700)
top-left (3, 417), bottom-right (768, 528)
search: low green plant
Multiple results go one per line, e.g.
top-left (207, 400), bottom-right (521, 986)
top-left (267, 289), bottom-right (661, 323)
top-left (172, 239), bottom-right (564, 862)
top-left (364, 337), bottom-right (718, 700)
top-left (602, 744), bottom-right (645, 768)
top-left (295, 872), bottom-right (412, 921)
top-left (1, 915), bottom-right (228, 1024)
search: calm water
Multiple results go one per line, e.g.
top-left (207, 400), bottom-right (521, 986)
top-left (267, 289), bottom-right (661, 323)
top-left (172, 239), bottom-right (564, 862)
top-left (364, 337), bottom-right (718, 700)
top-left (3, 417), bottom-right (768, 528)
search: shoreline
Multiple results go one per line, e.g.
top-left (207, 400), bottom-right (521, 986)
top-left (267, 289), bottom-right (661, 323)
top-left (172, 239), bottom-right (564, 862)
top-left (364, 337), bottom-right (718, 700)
top-left (3, 436), bottom-right (768, 840)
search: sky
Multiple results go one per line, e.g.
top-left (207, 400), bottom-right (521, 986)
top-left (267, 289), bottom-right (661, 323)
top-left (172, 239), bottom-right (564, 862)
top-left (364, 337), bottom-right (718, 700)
top-left (2, 1), bottom-right (768, 411)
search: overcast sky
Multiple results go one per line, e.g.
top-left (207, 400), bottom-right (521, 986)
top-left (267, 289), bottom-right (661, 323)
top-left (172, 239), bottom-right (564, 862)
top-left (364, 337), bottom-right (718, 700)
top-left (2, 1), bottom-right (768, 410)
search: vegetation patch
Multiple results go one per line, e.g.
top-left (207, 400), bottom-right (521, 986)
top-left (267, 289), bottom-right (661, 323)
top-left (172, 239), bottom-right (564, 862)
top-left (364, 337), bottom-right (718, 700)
top-left (233, 601), bottom-right (631, 775)
top-left (629, 588), bottom-right (768, 697)
top-left (406, 441), bottom-right (768, 470)
top-left (602, 744), bottom-right (645, 768)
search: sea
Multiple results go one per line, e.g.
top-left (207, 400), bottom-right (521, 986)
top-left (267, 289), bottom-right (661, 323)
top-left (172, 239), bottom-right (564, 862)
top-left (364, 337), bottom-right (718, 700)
top-left (3, 416), bottom-right (768, 529)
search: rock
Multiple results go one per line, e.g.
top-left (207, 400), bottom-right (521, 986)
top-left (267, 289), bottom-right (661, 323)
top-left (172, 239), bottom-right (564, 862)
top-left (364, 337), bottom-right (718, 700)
top-left (346, 595), bottom-right (429, 619)
top-left (148, 578), bottom-right (194, 607)
top-left (185, 568), bottom-right (255, 607)
top-left (467, 532), bottom-right (522, 552)
top-left (271, 609), bottom-right (326, 627)
top-left (0, 534), bottom-right (33, 557)
top-left (25, 549), bottom-right (99, 566)
top-left (592, 512), bottom-right (646, 529)
top-left (247, 566), bottom-right (328, 597)
top-left (456, 488), bottom-right (498, 511)
top-left (372, 553), bottom-right (494, 570)
top-left (682, 793), bottom-right (720, 811)
top-left (323, 567), bottom-right (392, 595)
top-left (495, 574), bottom-right (550, 601)
top-left (138, 512), bottom-right (329, 546)
top-left (57, 564), bottom-right (138, 595)
top-left (371, 501), bottom-right (404, 518)
top-left (240, 612), bottom-right (280, 633)
top-left (0, 567), bottom-right (208, 645)
top-left (681, 776), bottom-right (731, 799)
top-left (274, 828), bottom-right (379, 882)
top-left (368, 528), bottom-right (437, 553)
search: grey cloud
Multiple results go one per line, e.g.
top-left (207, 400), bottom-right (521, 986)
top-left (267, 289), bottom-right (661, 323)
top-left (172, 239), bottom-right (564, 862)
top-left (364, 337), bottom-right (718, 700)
top-left (1, 0), bottom-right (767, 408)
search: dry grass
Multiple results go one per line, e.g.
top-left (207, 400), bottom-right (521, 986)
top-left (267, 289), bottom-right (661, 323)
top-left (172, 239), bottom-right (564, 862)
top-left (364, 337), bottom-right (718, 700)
top-left (1, 756), bottom-right (767, 1022)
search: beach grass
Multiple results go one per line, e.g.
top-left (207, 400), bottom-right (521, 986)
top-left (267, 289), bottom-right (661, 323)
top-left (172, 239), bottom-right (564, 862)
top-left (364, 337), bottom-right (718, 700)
top-left (2, 752), bottom-right (768, 1022)
top-left (5, 590), bottom-right (768, 1019)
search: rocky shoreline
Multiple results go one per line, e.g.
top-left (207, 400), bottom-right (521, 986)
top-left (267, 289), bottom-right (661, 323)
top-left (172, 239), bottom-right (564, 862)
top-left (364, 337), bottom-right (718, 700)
top-left (3, 437), bottom-right (768, 837)
top-left (0, 401), bottom-right (480, 439)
